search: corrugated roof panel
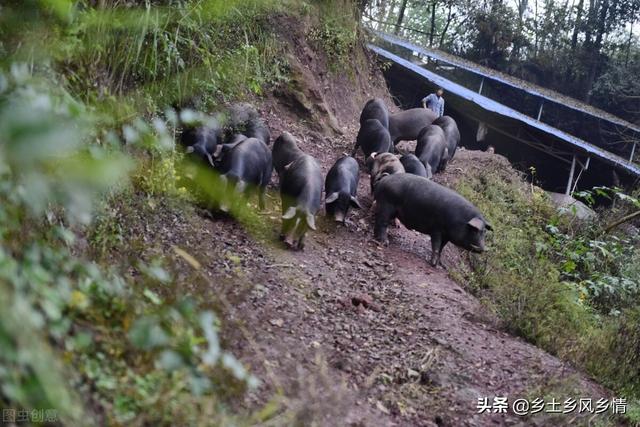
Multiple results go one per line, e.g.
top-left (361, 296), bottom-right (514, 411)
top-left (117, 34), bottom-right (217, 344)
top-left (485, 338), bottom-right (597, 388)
top-left (369, 44), bottom-right (640, 176)
top-left (372, 31), bottom-right (640, 134)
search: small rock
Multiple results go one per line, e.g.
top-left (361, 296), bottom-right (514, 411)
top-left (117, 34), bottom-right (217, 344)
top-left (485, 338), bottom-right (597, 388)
top-left (269, 318), bottom-right (284, 327)
top-left (407, 368), bottom-right (420, 380)
top-left (376, 401), bottom-right (390, 415)
top-left (351, 293), bottom-right (373, 308)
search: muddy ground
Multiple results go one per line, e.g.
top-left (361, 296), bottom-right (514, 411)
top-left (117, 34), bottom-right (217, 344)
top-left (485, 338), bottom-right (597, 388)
top-left (121, 18), bottom-right (618, 426)
top-left (143, 134), bottom-right (614, 426)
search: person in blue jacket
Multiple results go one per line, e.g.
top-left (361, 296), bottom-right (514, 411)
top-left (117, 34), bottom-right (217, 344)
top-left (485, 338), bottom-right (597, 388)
top-left (421, 88), bottom-right (445, 117)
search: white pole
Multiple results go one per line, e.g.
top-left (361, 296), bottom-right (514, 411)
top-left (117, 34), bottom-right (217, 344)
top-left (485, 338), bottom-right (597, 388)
top-left (566, 155), bottom-right (576, 195)
top-left (537, 101), bottom-right (544, 121)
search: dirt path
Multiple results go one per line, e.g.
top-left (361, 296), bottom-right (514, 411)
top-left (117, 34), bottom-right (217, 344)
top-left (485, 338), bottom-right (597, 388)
top-left (182, 118), bottom-right (612, 425)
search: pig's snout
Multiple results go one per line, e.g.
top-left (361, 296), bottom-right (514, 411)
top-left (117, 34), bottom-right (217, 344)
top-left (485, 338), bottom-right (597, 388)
top-left (470, 243), bottom-right (486, 253)
top-left (283, 234), bottom-right (296, 248)
top-left (334, 211), bottom-right (346, 223)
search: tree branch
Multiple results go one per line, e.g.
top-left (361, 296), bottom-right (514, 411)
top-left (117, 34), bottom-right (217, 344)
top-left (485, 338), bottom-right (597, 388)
top-left (604, 210), bottom-right (640, 233)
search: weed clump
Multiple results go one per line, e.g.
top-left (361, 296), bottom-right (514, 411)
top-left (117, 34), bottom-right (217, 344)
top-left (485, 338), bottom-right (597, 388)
top-left (453, 160), bottom-right (640, 417)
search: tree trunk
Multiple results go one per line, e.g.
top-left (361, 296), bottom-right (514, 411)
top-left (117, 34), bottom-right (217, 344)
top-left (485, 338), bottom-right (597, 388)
top-left (583, 0), bottom-right (609, 102)
top-left (626, 22), bottom-right (634, 66)
top-left (510, 0), bottom-right (528, 59)
top-left (385, 0), bottom-right (397, 32)
top-left (605, 210), bottom-right (640, 233)
top-left (429, 1), bottom-right (437, 46)
top-left (583, 0), bottom-right (598, 50)
top-left (534, 0), bottom-right (539, 56)
top-left (394, 0), bottom-right (408, 35)
top-left (356, 0), bottom-right (370, 18)
top-left (439, 2), bottom-right (454, 48)
top-left (571, 0), bottom-right (584, 50)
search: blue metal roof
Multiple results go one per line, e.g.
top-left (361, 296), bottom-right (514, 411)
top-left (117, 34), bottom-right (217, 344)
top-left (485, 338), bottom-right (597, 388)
top-left (369, 44), bottom-right (640, 177)
top-left (372, 31), bottom-right (640, 135)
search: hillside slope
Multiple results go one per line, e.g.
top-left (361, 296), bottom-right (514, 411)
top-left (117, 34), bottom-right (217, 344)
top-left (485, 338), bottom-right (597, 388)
top-left (109, 18), bottom-right (616, 426)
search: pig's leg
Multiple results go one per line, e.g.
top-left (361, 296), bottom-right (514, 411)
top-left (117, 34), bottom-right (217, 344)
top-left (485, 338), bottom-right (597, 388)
top-left (430, 233), bottom-right (447, 267)
top-left (297, 231), bottom-right (306, 251)
top-left (351, 139), bottom-right (360, 157)
top-left (259, 167), bottom-right (271, 211)
top-left (258, 185), bottom-right (267, 210)
top-left (438, 157), bottom-right (448, 172)
top-left (374, 201), bottom-right (395, 244)
top-left (280, 201), bottom-right (292, 241)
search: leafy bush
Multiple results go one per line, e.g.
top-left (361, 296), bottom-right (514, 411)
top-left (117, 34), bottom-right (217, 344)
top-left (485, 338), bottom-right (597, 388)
top-left (454, 171), bottom-right (591, 354)
top-left (0, 65), bottom-right (258, 424)
top-left (3, 0), bottom-right (291, 123)
top-left (309, 0), bottom-right (359, 70)
top-left (454, 166), bottom-right (640, 411)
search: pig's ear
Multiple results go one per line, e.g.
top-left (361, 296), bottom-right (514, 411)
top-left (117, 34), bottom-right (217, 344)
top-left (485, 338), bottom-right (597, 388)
top-left (467, 217), bottom-right (485, 231)
top-left (185, 145), bottom-right (195, 154)
top-left (350, 196), bottom-right (362, 209)
top-left (325, 192), bottom-right (339, 204)
top-left (282, 206), bottom-right (297, 220)
top-left (306, 213), bottom-right (317, 231)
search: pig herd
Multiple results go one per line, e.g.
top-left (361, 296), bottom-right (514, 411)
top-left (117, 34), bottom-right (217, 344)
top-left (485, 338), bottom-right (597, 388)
top-left (179, 100), bottom-right (491, 267)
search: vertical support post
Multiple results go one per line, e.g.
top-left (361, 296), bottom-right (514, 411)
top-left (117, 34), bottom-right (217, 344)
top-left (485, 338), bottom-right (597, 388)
top-left (571, 157), bottom-right (590, 194)
top-left (537, 101), bottom-right (544, 121)
top-left (629, 141), bottom-right (637, 162)
top-left (565, 155), bottom-right (576, 195)
top-left (478, 77), bottom-right (484, 94)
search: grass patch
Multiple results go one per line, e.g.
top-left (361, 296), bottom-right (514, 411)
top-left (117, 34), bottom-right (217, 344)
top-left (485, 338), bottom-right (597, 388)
top-left (452, 164), bottom-right (640, 418)
top-left (308, 0), bottom-right (360, 72)
top-left (454, 170), bottom-right (591, 354)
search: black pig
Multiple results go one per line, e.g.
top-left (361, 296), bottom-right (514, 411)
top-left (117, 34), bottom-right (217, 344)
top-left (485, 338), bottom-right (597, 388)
top-left (217, 138), bottom-right (272, 211)
top-left (388, 108), bottom-right (438, 144)
top-left (399, 153), bottom-right (428, 178)
top-left (359, 98), bottom-right (389, 129)
top-left (415, 125), bottom-right (448, 178)
top-left (373, 174), bottom-right (492, 266)
top-left (325, 156), bottom-right (361, 223)
top-left (245, 118), bottom-right (271, 146)
top-left (273, 132), bottom-right (305, 175)
top-left (432, 116), bottom-right (460, 161)
top-left (180, 125), bottom-right (221, 168)
top-left (279, 155), bottom-right (323, 250)
top-left (352, 119), bottom-right (392, 159)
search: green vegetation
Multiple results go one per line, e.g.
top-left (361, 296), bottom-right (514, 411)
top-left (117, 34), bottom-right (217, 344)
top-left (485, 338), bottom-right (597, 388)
top-left (4, 0), bottom-right (640, 424)
top-left (3, 0), bottom-right (291, 125)
top-left (309, 0), bottom-right (360, 71)
top-left (0, 0), bottom-right (358, 424)
top-left (0, 66), bottom-right (260, 425)
top-left (0, 0), bottom-right (318, 425)
top-left (454, 166), bottom-right (640, 420)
